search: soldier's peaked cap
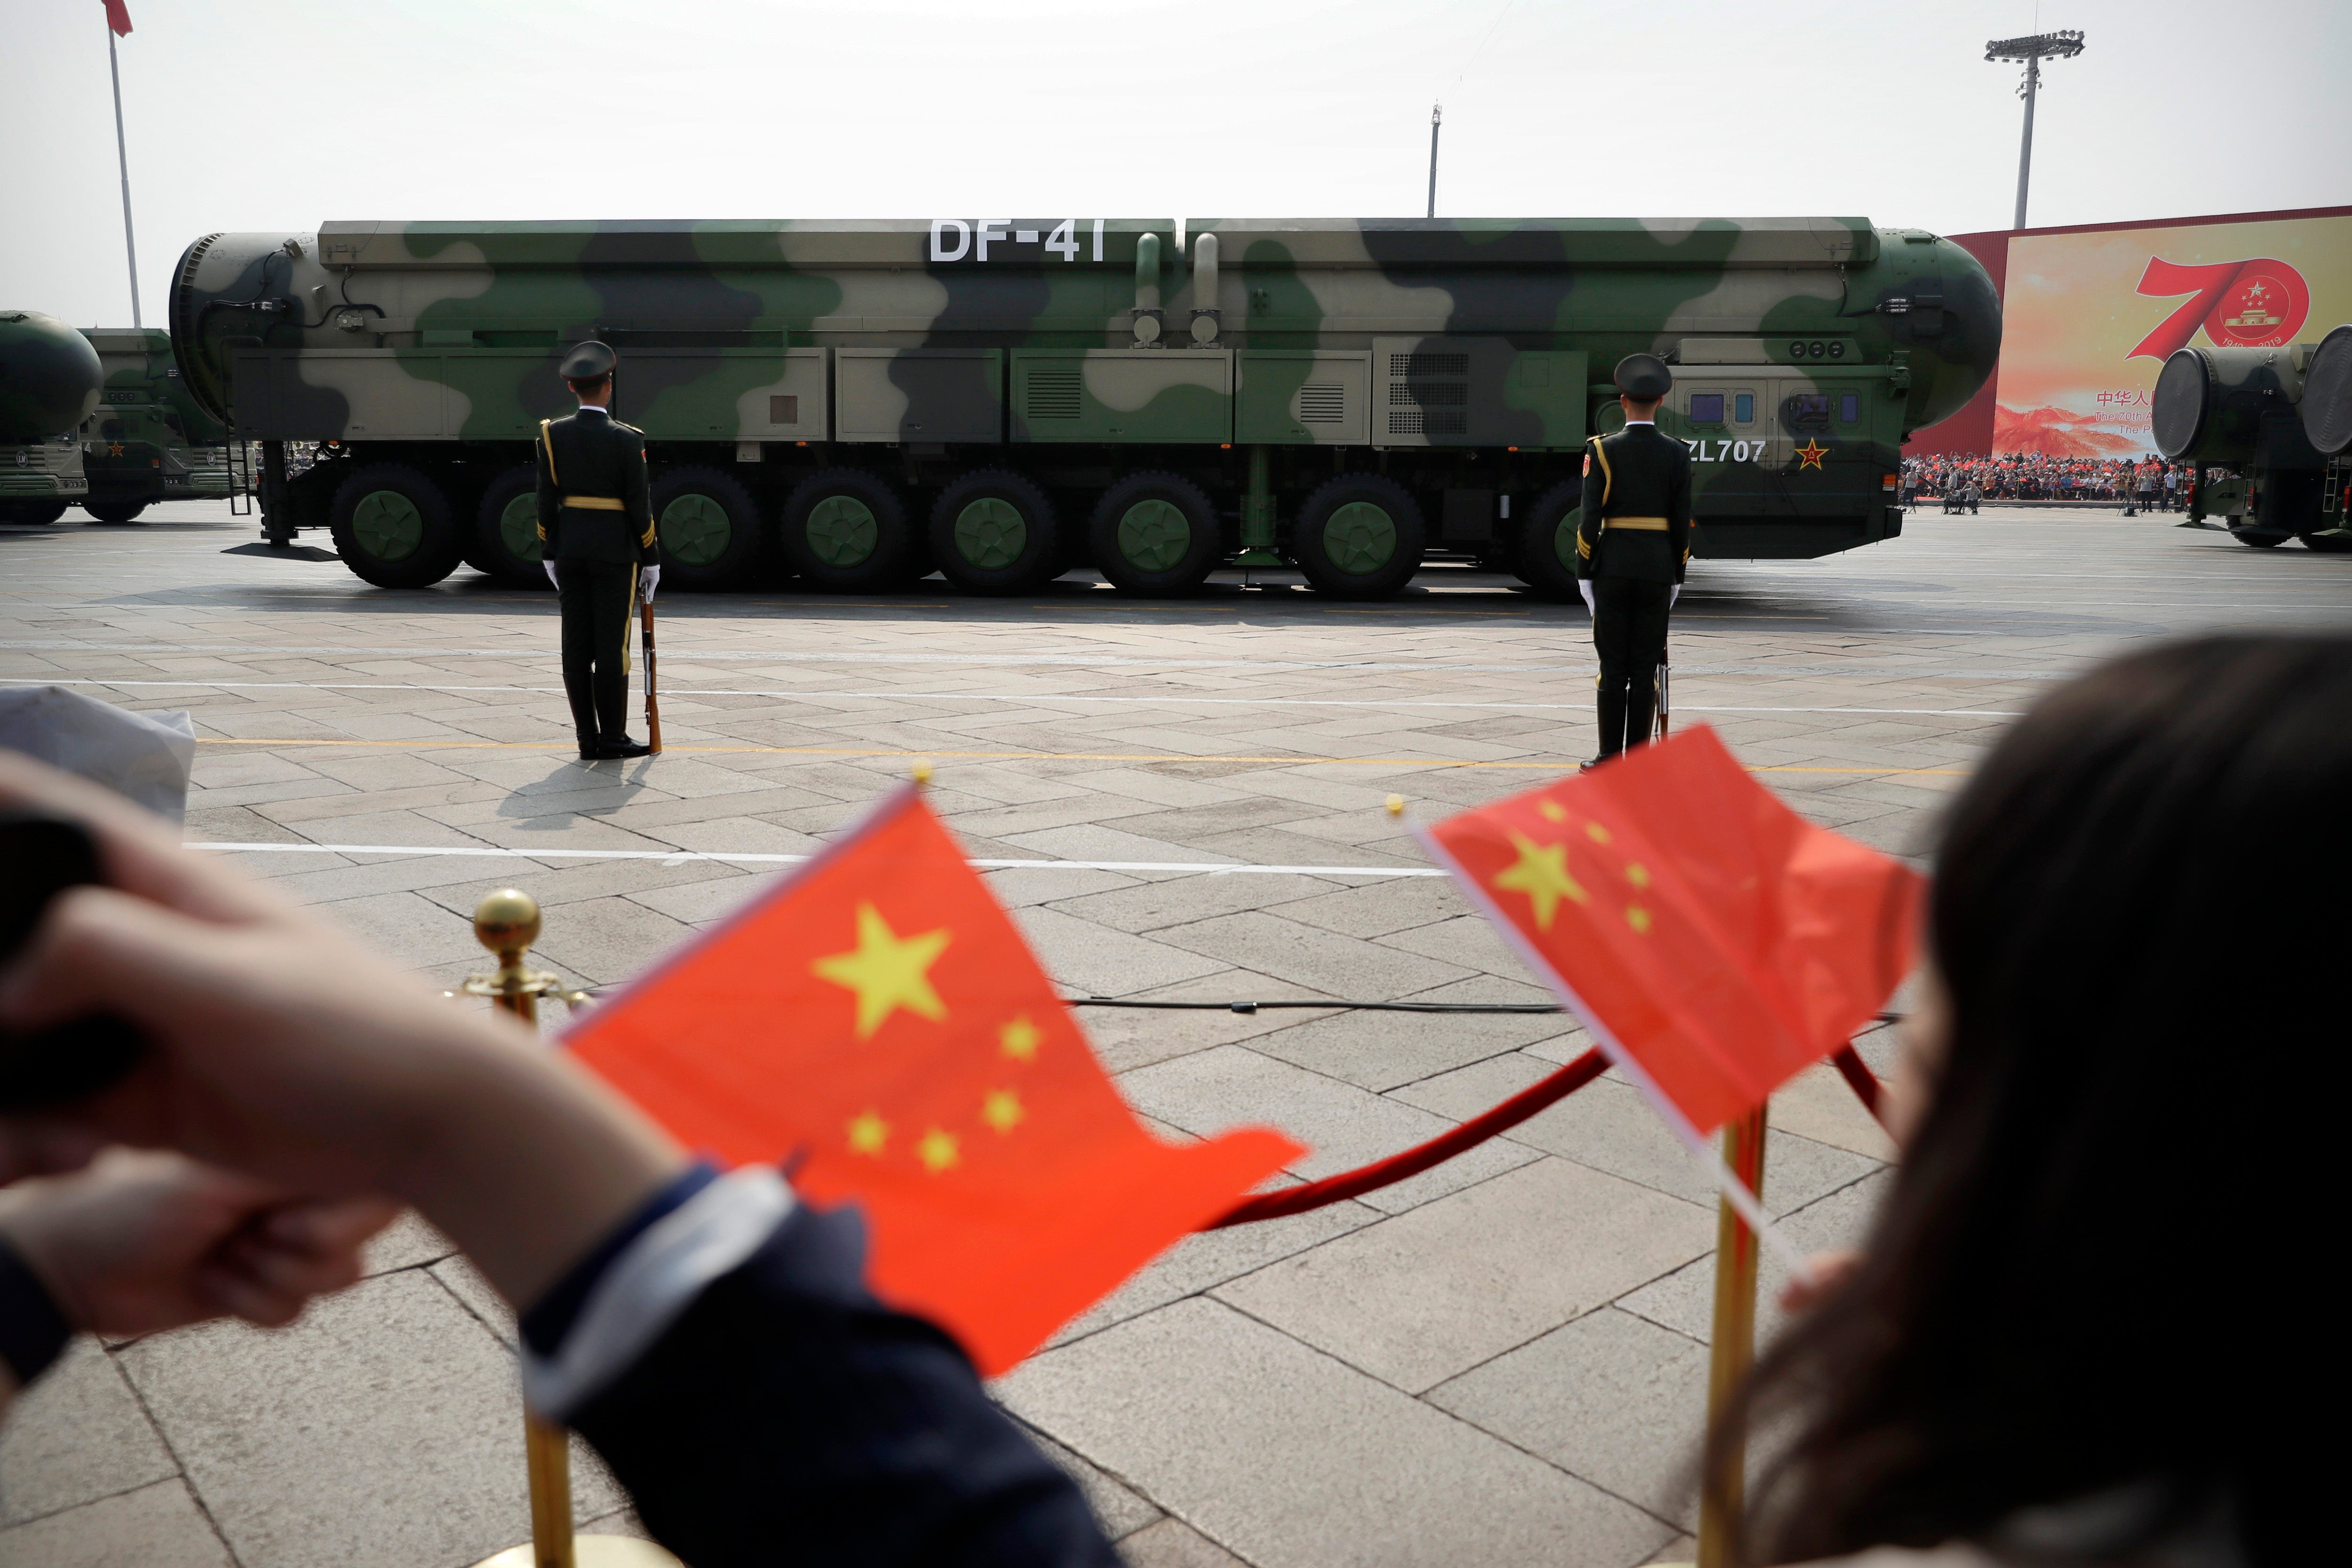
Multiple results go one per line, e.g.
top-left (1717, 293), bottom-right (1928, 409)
top-left (1613, 353), bottom-right (1672, 399)
top-left (560, 340), bottom-right (617, 382)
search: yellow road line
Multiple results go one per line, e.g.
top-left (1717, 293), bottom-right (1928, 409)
top-left (188, 737), bottom-right (1965, 776)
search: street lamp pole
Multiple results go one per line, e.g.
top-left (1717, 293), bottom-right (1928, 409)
top-left (1985, 31), bottom-right (2085, 231)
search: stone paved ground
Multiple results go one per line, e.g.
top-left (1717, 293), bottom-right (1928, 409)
top-left (3, 504), bottom-right (2348, 1568)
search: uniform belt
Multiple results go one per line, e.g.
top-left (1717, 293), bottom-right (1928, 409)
top-left (1603, 515), bottom-right (1669, 532)
top-left (563, 495), bottom-right (625, 511)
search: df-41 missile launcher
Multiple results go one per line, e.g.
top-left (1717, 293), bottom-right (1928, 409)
top-left (169, 217), bottom-right (1997, 595)
top-left (2155, 326), bottom-right (2352, 550)
top-left (0, 310), bottom-right (104, 526)
top-left (78, 328), bottom-right (244, 524)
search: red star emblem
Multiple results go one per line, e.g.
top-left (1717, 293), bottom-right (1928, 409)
top-left (108, 443), bottom-right (125, 457)
top-left (1795, 439), bottom-right (1829, 470)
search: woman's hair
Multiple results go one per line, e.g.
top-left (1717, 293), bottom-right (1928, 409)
top-left (1717, 635), bottom-right (2346, 1566)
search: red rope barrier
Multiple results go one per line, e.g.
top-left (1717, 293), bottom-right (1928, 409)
top-left (1206, 1040), bottom-right (1891, 1228)
top-left (1830, 1044), bottom-right (1883, 1119)
top-left (1209, 1047), bottom-right (1609, 1227)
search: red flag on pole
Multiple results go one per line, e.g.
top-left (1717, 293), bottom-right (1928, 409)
top-left (103, 0), bottom-right (133, 36)
top-left (1424, 725), bottom-right (1922, 1141)
top-left (564, 785), bottom-right (1302, 1375)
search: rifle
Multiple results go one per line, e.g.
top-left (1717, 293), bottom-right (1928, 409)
top-left (640, 596), bottom-right (663, 754)
top-left (1653, 662), bottom-right (1671, 741)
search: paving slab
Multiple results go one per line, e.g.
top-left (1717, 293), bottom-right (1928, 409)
top-left (1428, 1307), bottom-right (1710, 1528)
top-left (0, 1340), bottom-right (178, 1527)
top-left (0, 1478), bottom-right (235, 1568)
top-left (1616, 1168), bottom-right (1896, 1346)
top-left (1212, 1157), bottom-right (1714, 1393)
top-left (999, 1298), bottom-right (1672, 1568)
top-left (116, 1270), bottom-right (619, 1568)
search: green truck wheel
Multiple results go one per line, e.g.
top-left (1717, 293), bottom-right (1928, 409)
top-left (953, 496), bottom-right (1026, 570)
top-left (328, 464), bottom-right (463, 588)
top-left (804, 494), bottom-right (878, 567)
top-left (930, 469), bottom-right (1060, 595)
top-left (650, 467), bottom-right (762, 591)
top-left (1293, 475), bottom-right (1424, 599)
top-left (1089, 471), bottom-right (1219, 595)
top-left (783, 468), bottom-right (914, 592)
top-left (469, 465), bottom-right (548, 588)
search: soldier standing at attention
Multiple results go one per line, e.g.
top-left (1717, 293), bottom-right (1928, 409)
top-left (538, 341), bottom-right (659, 760)
top-left (1575, 353), bottom-right (1692, 767)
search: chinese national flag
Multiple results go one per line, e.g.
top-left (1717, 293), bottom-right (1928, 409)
top-left (1425, 726), bottom-right (1922, 1138)
top-left (564, 785), bottom-right (1302, 1375)
top-left (103, 1), bottom-right (133, 36)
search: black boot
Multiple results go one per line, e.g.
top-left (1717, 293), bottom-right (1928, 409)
top-left (1589, 680), bottom-right (1627, 769)
top-left (598, 734), bottom-right (652, 759)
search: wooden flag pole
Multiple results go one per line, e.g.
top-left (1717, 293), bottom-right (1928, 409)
top-left (1695, 1106), bottom-right (1768, 1568)
top-left (460, 891), bottom-right (681, 1568)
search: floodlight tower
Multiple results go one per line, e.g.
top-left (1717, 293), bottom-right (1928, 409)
top-left (1986, 30), bottom-right (2086, 231)
top-left (1427, 103), bottom-right (1443, 219)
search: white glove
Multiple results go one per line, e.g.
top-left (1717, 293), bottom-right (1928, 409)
top-left (1669, 585), bottom-right (1681, 608)
top-left (543, 560), bottom-right (560, 589)
top-left (1577, 580), bottom-right (1595, 613)
top-left (638, 565), bottom-right (660, 604)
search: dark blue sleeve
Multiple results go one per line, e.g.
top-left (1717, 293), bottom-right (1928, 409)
top-left (0, 1237), bottom-right (72, 1389)
top-left (562, 1201), bottom-right (1119, 1568)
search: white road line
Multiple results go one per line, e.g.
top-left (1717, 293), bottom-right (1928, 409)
top-left (0, 676), bottom-right (2026, 718)
top-left (0, 641), bottom-right (2077, 677)
top-left (187, 841), bottom-right (1441, 877)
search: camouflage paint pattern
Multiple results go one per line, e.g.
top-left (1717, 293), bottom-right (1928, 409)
top-left (167, 218), bottom-right (1997, 587)
top-left (79, 327), bottom-right (244, 510)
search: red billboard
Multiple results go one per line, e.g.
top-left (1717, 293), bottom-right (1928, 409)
top-left (1909, 205), bottom-right (2352, 458)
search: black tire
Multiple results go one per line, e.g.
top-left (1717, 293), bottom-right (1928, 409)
top-left (2301, 532), bottom-right (2352, 553)
top-left (1, 500), bottom-right (71, 526)
top-left (81, 499), bottom-right (149, 524)
top-left (651, 467), bottom-right (764, 592)
top-left (2235, 531), bottom-right (2288, 549)
top-left (328, 464), bottom-right (464, 588)
top-left (1511, 479), bottom-right (1585, 603)
top-left (930, 469), bottom-right (1062, 595)
top-left (472, 465), bottom-right (552, 588)
top-left (779, 468), bottom-right (917, 592)
top-left (1089, 471), bottom-right (1221, 595)
top-left (1292, 474), bottom-right (1425, 599)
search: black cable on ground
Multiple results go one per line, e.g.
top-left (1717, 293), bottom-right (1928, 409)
top-left (1068, 997), bottom-right (1564, 1016)
top-left (1066, 997), bottom-right (1906, 1022)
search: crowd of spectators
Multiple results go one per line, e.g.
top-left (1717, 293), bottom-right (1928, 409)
top-left (1899, 454), bottom-right (2189, 514)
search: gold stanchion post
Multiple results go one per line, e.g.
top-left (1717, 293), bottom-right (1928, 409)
top-left (1695, 1106), bottom-right (1768, 1568)
top-left (461, 890), bottom-right (681, 1568)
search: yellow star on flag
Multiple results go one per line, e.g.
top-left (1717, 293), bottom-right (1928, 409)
top-left (811, 902), bottom-right (952, 1039)
top-left (982, 1090), bottom-right (1024, 1134)
top-left (999, 1015), bottom-right (1041, 1062)
top-left (1491, 831), bottom-right (1587, 931)
top-left (846, 1110), bottom-right (889, 1155)
top-left (918, 1127), bottom-right (960, 1172)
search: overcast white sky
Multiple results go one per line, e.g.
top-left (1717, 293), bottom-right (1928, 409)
top-left (6, 0), bottom-right (2346, 327)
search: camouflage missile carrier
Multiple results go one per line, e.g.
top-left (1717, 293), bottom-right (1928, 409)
top-left (2155, 325), bottom-right (2352, 551)
top-left (78, 327), bottom-right (248, 523)
top-left (167, 218), bottom-right (1997, 595)
top-left (0, 310), bottom-right (104, 526)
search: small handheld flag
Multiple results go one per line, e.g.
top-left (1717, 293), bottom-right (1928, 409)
top-left (1423, 726), bottom-right (1922, 1249)
top-left (564, 784), bottom-right (1301, 1374)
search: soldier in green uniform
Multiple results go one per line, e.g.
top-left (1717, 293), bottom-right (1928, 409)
top-left (537, 341), bottom-right (660, 760)
top-left (1575, 353), bottom-right (1692, 767)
